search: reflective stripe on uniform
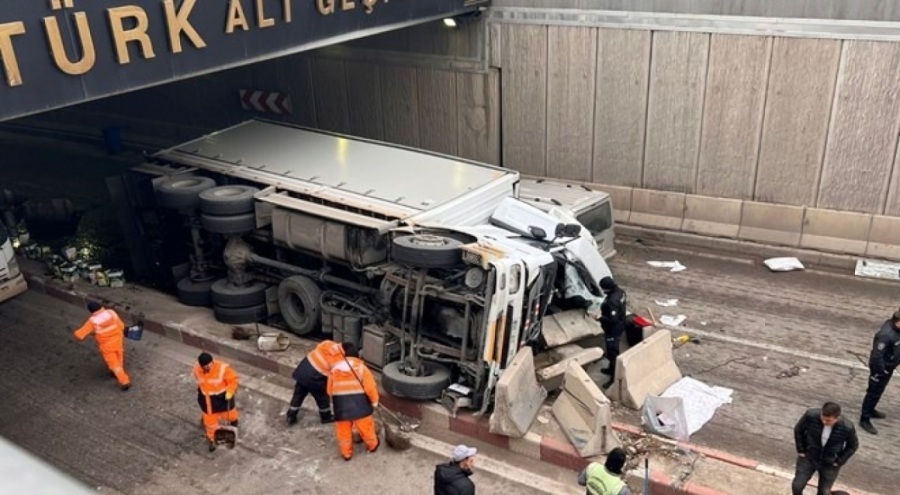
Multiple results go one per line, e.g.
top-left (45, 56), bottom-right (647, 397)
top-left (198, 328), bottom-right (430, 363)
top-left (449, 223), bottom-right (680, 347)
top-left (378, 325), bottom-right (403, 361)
top-left (308, 341), bottom-right (342, 375)
top-left (195, 362), bottom-right (231, 396)
top-left (329, 360), bottom-right (367, 396)
top-left (90, 310), bottom-right (120, 334)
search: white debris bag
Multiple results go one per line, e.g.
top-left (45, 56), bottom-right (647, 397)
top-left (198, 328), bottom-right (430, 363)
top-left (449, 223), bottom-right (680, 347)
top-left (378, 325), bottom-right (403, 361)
top-left (854, 259), bottom-right (900, 281)
top-left (647, 261), bottom-right (686, 272)
top-left (763, 257), bottom-right (805, 272)
top-left (641, 395), bottom-right (690, 441)
top-left (660, 314), bottom-right (686, 327)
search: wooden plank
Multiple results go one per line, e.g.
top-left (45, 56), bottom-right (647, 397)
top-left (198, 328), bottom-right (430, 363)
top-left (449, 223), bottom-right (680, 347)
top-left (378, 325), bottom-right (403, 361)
top-left (755, 38), bottom-right (840, 206)
top-left (381, 65), bottom-right (419, 148)
top-left (417, 68), bottom-right (458, 155)
top-left (457, 72), bottom-right (497, 164)
top-left (546, 27), bottom-right (597, 182)
top-left (593, 28), bottom-right (651, 187)
top-left (697, 35), bottom-right (771, 199)
top-left (344, 61), bottom-right (384, 140)
top-left (311, 58), bottom-right (350, 134)
top-left (643, 31), bottom-right (709, 192)
top-left (820, 41), bottom-right (900, 213)
top-left (501, 24), bottom-right (548, 176)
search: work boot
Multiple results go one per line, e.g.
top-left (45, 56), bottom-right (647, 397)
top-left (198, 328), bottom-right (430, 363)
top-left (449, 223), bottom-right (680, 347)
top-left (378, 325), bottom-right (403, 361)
top-left (343, 455), bottom-right (352, 462)
top-left (120, 383), bottom-right (131, 391)
top-left (208, 441), bottom-right (217, 452)
top-left (367, 440), bottom-right (380, 454)
top-left (320, 411), bottom-right (335, 424)
top-left (859, 419), bottom-right (878, 435)
top-left (286, 410), bottom-right (299, 426)
top-left (872, 410), bottom-right (887, 419)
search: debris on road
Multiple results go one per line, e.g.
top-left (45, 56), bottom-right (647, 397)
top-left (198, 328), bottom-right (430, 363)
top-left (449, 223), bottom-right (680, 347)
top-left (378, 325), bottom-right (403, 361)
top-left (647, 261), bottom-right (687, 272)
top-left (660, 315), bottom-right (687, 327)
top-left (854, 259), bottom-right (900, 281)
top-left (660, 377), bottom-right (734, 437)
top-left (655, 299), bottom-right (678, 307)
top-left (775, 365), bottom-right (808, 379)
top-left (763, 257), bottom-right (805, 272)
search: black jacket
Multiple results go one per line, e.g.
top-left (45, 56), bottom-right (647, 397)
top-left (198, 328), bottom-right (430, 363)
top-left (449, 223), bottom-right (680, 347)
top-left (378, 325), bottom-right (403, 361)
top-left (600, 288), bottom-right (627, 338)
top-left (869, 320), bottom-right (900, 374)
top-left (292, 358), bottom-right (328, 390)
top-left (434, 462), bottom-right (475, 495)
top-left (793, 408), bottom-right (858, 467)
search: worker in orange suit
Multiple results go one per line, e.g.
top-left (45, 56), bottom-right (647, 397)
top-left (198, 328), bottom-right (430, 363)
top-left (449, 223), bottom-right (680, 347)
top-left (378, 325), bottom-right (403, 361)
top-left (193, 352), bottom-right (240, 452)
top-left (73, 301), bottom-right (131, 391)
top-left (286, 339), bottom-right (344, 425)
top-left (327, 342), bottom-right (380, 461)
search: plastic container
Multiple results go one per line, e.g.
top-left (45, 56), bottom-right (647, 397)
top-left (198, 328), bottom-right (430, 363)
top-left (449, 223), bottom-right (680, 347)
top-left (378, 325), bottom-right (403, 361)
top-left (125, 323), bottom-right (144, 341)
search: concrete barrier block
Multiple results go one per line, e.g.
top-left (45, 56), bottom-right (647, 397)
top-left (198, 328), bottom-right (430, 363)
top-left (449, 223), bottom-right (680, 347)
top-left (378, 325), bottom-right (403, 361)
top-left (607, 329), bottom-right (682, 410)
top-left (541, 309), bottom-right (602, 348)
top-left (628, 189), bottom-right (685, 230)
top-left (592, 184), bottom-right (633, 224)
top-left (537, 346), bottom-right (605, 392)
top-left (489, 347), bottom-right (547, 438)
top-left (737, 201), bottom-right (804, 247)
top-left (800, 208), bottom-right (872, 255)
top-left (551, 361), bottom-right (621, 457)
top-left (682, 195), bottom-right (742, 238)
top-left (866, 215), bottom-right (900, 260)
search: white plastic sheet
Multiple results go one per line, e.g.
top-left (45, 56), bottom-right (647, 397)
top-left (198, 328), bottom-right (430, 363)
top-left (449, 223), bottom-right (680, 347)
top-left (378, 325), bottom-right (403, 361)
top-left (854, 259), bottom-right (900, 281)
top-left (647, 261), bottom-right (686, 272)
top-left (642, 395), bottom-right (690, 441)
top-left (655, 299), bottom-right (678, 307)
top-left (763, 257), bottom-right (805, 272)
top-left (661, 377), bottom-right (733, 436)
top-left (660, 315), bottom-right (686, 327)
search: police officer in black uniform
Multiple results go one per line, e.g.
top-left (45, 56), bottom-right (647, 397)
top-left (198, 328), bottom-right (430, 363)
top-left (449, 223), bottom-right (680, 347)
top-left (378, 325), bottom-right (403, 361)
top-left (598, 276), bottom-right (627, 389)
top-left (859, 310), bottom-right (900, 435)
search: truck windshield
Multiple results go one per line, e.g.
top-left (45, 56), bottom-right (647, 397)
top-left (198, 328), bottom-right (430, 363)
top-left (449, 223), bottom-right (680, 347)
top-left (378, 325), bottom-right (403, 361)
top-left (576, 201), bottom-right (613, 237)
top-left (0, 224), bottom-right (8, 245)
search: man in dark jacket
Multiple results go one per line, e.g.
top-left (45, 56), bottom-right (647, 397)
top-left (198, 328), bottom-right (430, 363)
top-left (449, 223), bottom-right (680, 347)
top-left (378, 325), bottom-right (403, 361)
top-left (597, 276), bottom-right (627, 389)
top-left (792, 402), bottom-right (858, 495)
top-left (859, 310), bottom-right (900, 434)
top-left (434, 444), bottom-right (476, 495)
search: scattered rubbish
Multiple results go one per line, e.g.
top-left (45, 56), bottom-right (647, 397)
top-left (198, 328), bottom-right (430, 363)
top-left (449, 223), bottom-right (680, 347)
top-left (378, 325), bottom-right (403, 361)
top-left (854, 259), bottom-right (900, 281)
top-left (377, 405), bottom-right (417, 451)
top-left (661, 377), bottom-right (733, 436)
top-left (231, 326), bottom-right (254, 340)
top-left (647, 261), bottom-right (686, 272)
top-left (660, 315), bottom-right (687, 327)
top-left (776, 365), bottom-right (807, 379)
top-left (672, 334), bottom-right (692, 348)
top-left (764, 257), bottom-right (805, 272)
top-left (257, 332), bottom-right (290, 352)
top-left (700, 321), bottom-right (707, 326)
top-left (642, 395), bottom-right (690, 441)
top-left (655, 299), bottom-right (678, 307)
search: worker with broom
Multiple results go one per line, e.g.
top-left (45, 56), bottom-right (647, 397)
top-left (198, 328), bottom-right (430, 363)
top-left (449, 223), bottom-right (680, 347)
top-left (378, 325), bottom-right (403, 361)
top-left (193, 352), bottom-right (240, 452)
top-left (327, 342), bottom-right (380, 461)
top-left (286, 339), bottom-right (344, 425)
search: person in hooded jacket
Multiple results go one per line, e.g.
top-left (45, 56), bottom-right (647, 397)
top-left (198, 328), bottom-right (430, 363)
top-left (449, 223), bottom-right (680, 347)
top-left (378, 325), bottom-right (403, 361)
top-left (434, 444), bottom-right (477, 495)
top-left (597, 276), bottom-right (627, 389)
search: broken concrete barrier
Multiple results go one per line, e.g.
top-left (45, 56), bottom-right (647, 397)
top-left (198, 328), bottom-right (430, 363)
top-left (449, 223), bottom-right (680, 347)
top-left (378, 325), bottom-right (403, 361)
top-left (607, 329), bottom-right (682, 410)
top-left (541, 309), bottom-right (602, 348)
top-left (489, 347), bottom-right (547, 438)
top-left (551, 361), bottom-right (621, 457)
top-left (536, 344), bottom-right (604, 392)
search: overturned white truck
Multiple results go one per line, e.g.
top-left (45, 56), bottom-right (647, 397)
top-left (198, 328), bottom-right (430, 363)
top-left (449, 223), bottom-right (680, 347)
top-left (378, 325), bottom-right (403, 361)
top-left (113, 120), bottom-right (613, 414)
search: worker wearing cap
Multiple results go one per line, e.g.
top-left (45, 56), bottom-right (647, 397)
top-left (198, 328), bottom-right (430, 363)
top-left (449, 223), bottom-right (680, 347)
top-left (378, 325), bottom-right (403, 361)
top-left (434, 444), bottom-right (477, 495)
top-left (193, 352), bottom-right (240, 452)
top-left (327, 342), bottom-right (379, 461)
top-left (286, 339), bottom-right (343, 425)
top-left (73, 301), bottom-right (131, 391)
top-left (577, 447), bottom-right (632, 495)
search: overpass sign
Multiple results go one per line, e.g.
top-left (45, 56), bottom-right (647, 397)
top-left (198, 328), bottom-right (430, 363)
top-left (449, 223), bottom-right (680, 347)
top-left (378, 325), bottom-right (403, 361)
top-left (0, 0), bottom-right (487, 121)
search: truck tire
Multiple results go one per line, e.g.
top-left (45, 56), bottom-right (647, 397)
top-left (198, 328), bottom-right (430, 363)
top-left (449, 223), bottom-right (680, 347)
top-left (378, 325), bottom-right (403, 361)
top-left (201, 213), bottom-right (256, 235)
top-left (277, 276), bottom-right (322, 336)
top-left (156, 176), bottom-right (216, 209)
top-left (392, 235), bottom-right (462, 269)
top-left (381, 362), bottom-right (451, 400)
top-left (200, 185), bottom-right (259, 215)
top-left (213, 303), bottom-right (268, 324)
top-left (177, 278), bottom-right (213, 307)
top-left (211, 279), bottom-right (268, 308)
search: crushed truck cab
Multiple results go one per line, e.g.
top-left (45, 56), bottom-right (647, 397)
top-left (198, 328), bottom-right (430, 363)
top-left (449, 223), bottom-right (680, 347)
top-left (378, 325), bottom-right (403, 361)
top-left (112, 120), bottom-right (613, 414)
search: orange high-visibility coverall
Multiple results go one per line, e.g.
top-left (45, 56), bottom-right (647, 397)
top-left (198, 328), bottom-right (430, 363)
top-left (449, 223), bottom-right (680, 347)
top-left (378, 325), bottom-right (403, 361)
top-left (73, 307), bottom-right (130, 387)
top-left (288, 340), bottom-right (345, 420)
top-left (193, 360), bottom-right (240, 442)
top-left (327, 356), bottom-right (380, 460)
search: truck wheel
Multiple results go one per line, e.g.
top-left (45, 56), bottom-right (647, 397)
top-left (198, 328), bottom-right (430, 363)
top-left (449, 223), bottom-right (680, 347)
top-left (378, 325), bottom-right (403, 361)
top-left (381, 362), bottom-right (451, 400)
top-left (156, 176), bottom-right (216, 209)
top-left (200, 185), bottom-right (259, 215)
top-left (201, 213), bottom-right (256, 235)
top-left (211, 279), bottom-right (268, 308)
top-left (177, 278), bottom-right (213, 307)
top-left (213, 303), bottom-right (268, 324)
top-left (392, 235), bottom-right (462, 269)
top-left (278, 276), bottom-right (322, 335)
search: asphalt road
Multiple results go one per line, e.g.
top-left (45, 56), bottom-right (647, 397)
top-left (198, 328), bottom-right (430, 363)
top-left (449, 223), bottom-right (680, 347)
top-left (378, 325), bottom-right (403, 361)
top-left (610, 241), bottom-right (898, 495)
top-left (0, 291), bottom-right (563, 495)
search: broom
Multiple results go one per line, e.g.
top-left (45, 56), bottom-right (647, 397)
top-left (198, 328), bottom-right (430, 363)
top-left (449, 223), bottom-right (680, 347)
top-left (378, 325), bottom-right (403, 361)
top-left (376, 405), bottom-right (415, 451)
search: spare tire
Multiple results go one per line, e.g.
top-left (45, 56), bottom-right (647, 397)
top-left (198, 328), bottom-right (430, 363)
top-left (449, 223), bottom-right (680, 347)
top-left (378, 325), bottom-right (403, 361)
top-left (277, 276), bottom-right (322, 336)
top-left (200, 185), bottom-right (259, 215)
top-left (156, 176), bottom-right (216, 209)
top-left (177, 278), bottom-right (213, 307)
top-left (211, 279), bottom-right (268, 308)
top-left (392, 235), bottom-right (462, 269)
top-left (213, 303), bottom-right (268, 324)
top-left (381, 361), bottom-right (451, 400)
top-left (201, 213), bottom-right (256, 235)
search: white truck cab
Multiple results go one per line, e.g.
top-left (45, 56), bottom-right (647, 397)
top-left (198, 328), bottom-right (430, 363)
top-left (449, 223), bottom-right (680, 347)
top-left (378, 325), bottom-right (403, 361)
top-left (0, 223), bottom-right (27, 303)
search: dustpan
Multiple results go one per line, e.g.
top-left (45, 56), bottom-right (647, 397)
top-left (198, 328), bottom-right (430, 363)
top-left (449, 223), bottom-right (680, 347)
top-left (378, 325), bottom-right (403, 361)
top-left (213, 423), bottom-right (238, 449)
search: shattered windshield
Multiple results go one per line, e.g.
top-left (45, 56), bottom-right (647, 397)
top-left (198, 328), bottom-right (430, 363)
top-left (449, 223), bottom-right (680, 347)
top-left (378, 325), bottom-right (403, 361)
top-left (562, 263), bottom-right (603, 313)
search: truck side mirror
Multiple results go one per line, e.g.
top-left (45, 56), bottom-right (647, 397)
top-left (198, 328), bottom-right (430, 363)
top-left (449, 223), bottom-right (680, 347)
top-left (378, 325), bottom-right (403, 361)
top-left (564, 223), bottom-right (582, 237)
top-left (529, 226), bottom-right (547, 240)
